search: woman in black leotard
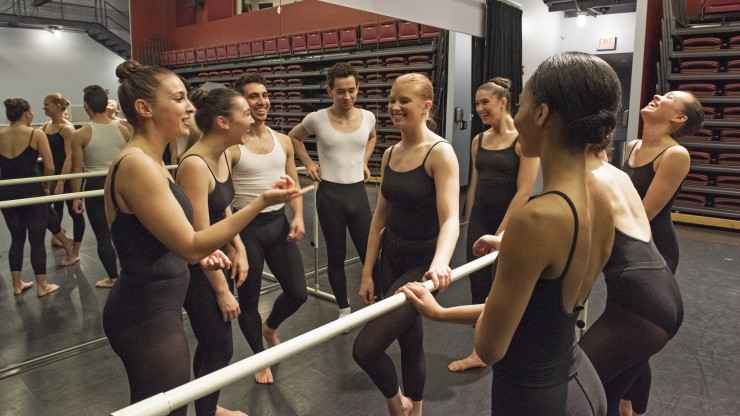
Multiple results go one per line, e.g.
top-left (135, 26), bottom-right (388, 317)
top-left (0, 99), bottom-right (60, 297)
top-left (352, 73), bottom-right (460, 416)
top-left (175, 88), bottom-right (251, 416)
top-left (620, 91), bottom-right (703, 416)
top-left (453, 77), bottom-right (540, 372)
top-left (41, 93), bottom-right (84, 265)
top-left (578, 139), bottom-right (684, 416)
top-left (103, 60), bottom-right (311, 415)
top-left (401, 52), bottom-right (622, 415)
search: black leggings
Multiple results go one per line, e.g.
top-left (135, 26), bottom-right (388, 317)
top-left (103, 271), bottom-right (190, 416)
top-left (47, 180), bottom-right (85, 242)
top-left (85, 178), bottom-right (119, 278)
top-left (316, 180), bottom-right (373, 309)
top-left (2, 204), bottom-right (48, 274)
top-left (353, 229), bottom-right (436, 402)
top-left (183, 265), bottom-right (234, 416)
top-left (236, 209), bottom-right (307, 354)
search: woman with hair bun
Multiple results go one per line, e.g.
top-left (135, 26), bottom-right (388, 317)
top-left (401, 52), bottom-right (621, 415)
top-left (0, 99), bottom-right (64, 296)
top-left (618, 91), bottom-right (703, 416)
top-left (40, 93), bottom-right (81, 264)
top-left (450, 77), bottom-right (540, 372)
top-left (103, 60), bottom-right (310, 414)
top-left (353, 73), bottom-right (460, 416)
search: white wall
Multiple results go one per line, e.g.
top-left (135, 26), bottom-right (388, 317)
top-left (560, 12), bottom-right (636, 55)
top-left (0, 27), bottom-right (124, 124)
top-left (519, 0), bottom-right (563, 84)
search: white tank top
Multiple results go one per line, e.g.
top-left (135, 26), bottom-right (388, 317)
top-left (301, 108), bottom-right (375, 183)
top-left (232, 128), bottom-right (286, 212)
top-left (84, 121), bottom-right (127, 172)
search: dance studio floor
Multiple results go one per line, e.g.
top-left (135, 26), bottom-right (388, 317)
top-left (0, 183), bottom-right (738, 415)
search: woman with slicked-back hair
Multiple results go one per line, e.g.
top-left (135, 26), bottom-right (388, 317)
top-left (102, 60), bottom-right (310, 415)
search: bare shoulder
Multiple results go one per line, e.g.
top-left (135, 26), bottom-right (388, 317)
top-left (275, 131), bottom-right (293, 151)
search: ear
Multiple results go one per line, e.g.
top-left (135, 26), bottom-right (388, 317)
top-left (325, 85), bottom-right (333, 96)
top-left (134, 99), bottom-right (152, 119)
top-left (500, 97), bottom-right (508, 109)
top-left (536, 103), bottom-right (550, 127)
top-left (672, 114), bottom-right (688, 123)
top-left (423, 100), bottom-right (433, 111)
top-left (216, 115), bottom-right (229, 130)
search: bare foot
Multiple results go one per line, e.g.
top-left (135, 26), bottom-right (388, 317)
top-left (215, 405), bottom-right (248, 416)
top-left (448, 353), bottom-right (487, 372)
top-left (61, 255), bottom-right (80, 267)
top-left (619, 400), bottom-right (634, 416)
top-left (13, 281), bottom-right (34, 295)
top-left (254, 367), bottom-right (274, 384)
top-left (262, 322), bottom-right (280, 347)
top-left (95, 277), bottom-right (117, 288)
top-left (387, 393), bottom-right (413, 416)
top-left (37, 283), bottom-right (60, 297)
top-left (51, 229), bottom-right (68, 247)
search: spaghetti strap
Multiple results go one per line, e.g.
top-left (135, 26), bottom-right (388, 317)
top-left (421, 141), bottom-right (446, 166)
top-left (223, 151), bottom-right (231, 176)
top-left (110, 154), bottom-right (133, 212)
top-left (533, 190), bottom-right (579, 280)
top-left (650, 146), bottom-right (675, 163)
top-left (388, 144), bottom-right (397, 163)
top-left (626, 140), bottom-right (640, 160)
top-left (178, 154), bottom-right (217, 181)
top-left (28, 129), bottom-right (35, 146)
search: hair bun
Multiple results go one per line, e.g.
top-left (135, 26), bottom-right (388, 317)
top-left (489, 77), bottom-right (511, 90)
top-left (4, 99), bottom-right (15, 109)
top-left (189, 89), bottom-right (209, 110)
top-left (116, 60), bottom-right (143, 81)
top-left (566, 110), bottom-right (617, 144)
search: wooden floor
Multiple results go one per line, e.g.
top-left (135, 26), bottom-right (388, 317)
top-left (0, 184), bottom-right (738, 415)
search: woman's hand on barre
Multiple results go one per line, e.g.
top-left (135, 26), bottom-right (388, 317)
top-left (473, 234), bottom-right (502, 257)
top-left (423, 264), bottom-right (452, 292)
top-left (72, 198), bottom-right (84, 214)
top-left (398, 282), bottom-right (444, 320)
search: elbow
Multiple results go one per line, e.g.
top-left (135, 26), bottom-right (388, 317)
top-left (474, 343), bottom-right (503, 366)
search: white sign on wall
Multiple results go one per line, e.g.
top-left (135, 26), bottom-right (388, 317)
top-left (597, 36), bottom-right (617, 51)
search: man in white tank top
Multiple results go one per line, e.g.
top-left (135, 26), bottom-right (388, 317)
top-left (289, 62), bottom-right (377, 321)
top-left (70, 85), bottom-right (130, 289)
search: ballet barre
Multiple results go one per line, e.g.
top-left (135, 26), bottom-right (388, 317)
top-left (111, 251), bottom-right (500, 416)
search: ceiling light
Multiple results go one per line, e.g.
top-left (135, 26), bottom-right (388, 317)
top-left (576, 12), bottom-right (587, 28)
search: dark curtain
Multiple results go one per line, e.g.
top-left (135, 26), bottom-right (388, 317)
top-left (471, 0), bottom-right (523, 137)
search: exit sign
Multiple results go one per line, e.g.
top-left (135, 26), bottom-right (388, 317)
top-left (597, 37), bottom-right (617, 51)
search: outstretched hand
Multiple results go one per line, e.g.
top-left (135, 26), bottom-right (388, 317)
top-left (262, 176), bottom-right (314, 206)
top-left (397, 281), bottom-right (443, 319)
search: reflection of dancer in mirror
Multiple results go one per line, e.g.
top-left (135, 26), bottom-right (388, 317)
top-left (619, 90), bottom-right (702, 416)
top-left (451, 77), bottom-right (540, 372)
top-left (177, 87), bottom-right (249, 416)
top-left (0, 99), bottom-right (64, 296)
top-left (579, 137), bottom-right (684, 416)
top-left (353, 73), bottom-right (460, 416)
top-left (40, 92), bottom-right (81, 265)
top-left (70, 85), bottom-right (130, 289)
top-left (289, 62), bottom-right (377, 320)
top-left (400, 52), bottom-right (622, 415)
top-left (102, 60), bottom-right (310, 415)
top-left (233, 73), bottom-right (308, 384)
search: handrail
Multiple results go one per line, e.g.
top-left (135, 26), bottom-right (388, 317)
top-left (4, 0), bottom-right (130, 34)
top-left (111, 251), bottom-right (500, 416)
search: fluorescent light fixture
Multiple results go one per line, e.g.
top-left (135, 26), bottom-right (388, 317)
top-left (576, 12), bottom-right (587, 28)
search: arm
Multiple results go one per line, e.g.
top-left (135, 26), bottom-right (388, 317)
top-left (288, 123), bottom-right (321, 181)
top-left (70, 127), bottom-right (90, 213)
top-left (111, 153), bottom-right (311, 264)
top-left (495, 143), bottom-right (540, 235)
top-left (176, 156), bottom-right (240, 321)
top-left (359, 149), bottom-right (391, 305)
top-left (363, 128), bottom-right (377, 181)
top-left (399, 281), bottom-right (484, 325)
top-left (223, 205), bottom-right (248, 288)
top-left (422, 144), bottom-right (461, 292)
top-left (279, 133), bottom-right (305, 242)
top-left (642, 146), bottom-right (690, 220)
top-left (464, 134), bottom-right (480, 222)
top-left (54, 124), bottom-right (75, 195)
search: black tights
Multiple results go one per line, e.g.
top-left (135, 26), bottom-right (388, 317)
top-left (47, 181), bottom-right (85, 241)
top-left (236, 210), bottom-right (307, 354)
top-left (85, 178), bottom-right (120, 278)
top-left (183, 266), bottom-right (234, 416)
top-left (579, 305), bottom-right (670, 416)
top-left (353, 229), bottom-right (436, 402)
top-left (2, 204), bottom-right (47, 274)
top-left (316, 181), bottom-right (373, 309)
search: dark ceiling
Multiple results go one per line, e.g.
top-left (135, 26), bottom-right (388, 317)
top-left (543, 0), bottom-right (638, 17)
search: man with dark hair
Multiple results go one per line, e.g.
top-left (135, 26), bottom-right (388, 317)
top-left (289, 62), bottom-right (377, 322)
top-left (70, 85), bottom-right (130, 288)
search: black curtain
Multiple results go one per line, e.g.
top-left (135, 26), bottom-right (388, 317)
top-left (471, 0), bottom-right (523, 136)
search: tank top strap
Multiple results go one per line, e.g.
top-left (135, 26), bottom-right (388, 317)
top-left (650, 145), bottom-right (676, 163)
top-left (223, 151), bottom-right (231, 176)
top-left (110, 154), bottom-right (133, 212)
top-left (28, 129), bottom-right (36, 146)
top-left (178, 153), bottom-right (217, 181)
top-left (388, 144), bottom-right (397, 162)
top-left (533, 190), bottom-right (579, 280)
top-left (422, 140), bottom-right (446, 166)
top-left (626, 139), bottom-right (640, 160)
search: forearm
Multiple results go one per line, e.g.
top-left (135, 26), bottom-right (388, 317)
top-left (464, 183), bottom-right (476, 221)
top-left (363, 138), bottom-right (376, 166)
top-left (432, 304), bottom-right (484, 325)
top-left (292, 140), bottom-right (314, 167)
top-left (430, 218), bottom-right (460, 268)
top-left (362, 219), bottom-right (384, 278)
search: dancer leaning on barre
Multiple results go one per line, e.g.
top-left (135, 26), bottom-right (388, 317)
top-left (619, 90), bottom-right (702, 416)
top-left (232, 72), bottom-right (309, 384)
top-left (176, 87), bottom-right (250, 416)
top-left (40, 92), bottom-right (85, 264)
top-left (352, 73), bottom-right (460, 416)
top-left (101, 59), bottom-right (311, 415)
top-left (400, 52), bottom-right (620, 416)
top-left (0, 98), bottom-right (73, 297)
top-left (452, 77), bottom-right (540, 372)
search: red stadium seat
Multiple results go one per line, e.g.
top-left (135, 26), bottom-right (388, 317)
top-left (159, 51), bottom-right (170, 66)
top-left (361, 23), bottom-right (379, 45)
top-left (176, 49), bottom-right (186, 65)
top-left (167, 50), bottom-right (177, 66)
top-left (264, 37), bottom-right (278, 55)
top-left (420, 24), bottom-right (440, 38)
top-left (323, 28), bottom-right (339, 49)
top-left (239, 42), bottom-right (252, 58)
top-left (277, 35), bottom-right (291, 54)
top-left (195, 47), bottom-right (207, 63)
top-left (205, 46), bottom-right (217, 62)
top-left (226, 43), bottom-right (238, 60)
top-left (705, 0), bottom-right (740, 14)
top-left (184, 48), bottom-right (196, 64)
top-left (398, 21), bottom-right (420, 41)
top-left (292, 32), bottom-right (307, 52)
top-left (307, 31), bottom-right (322, 51)
top-left (339, 26), bottom-right (358, 47)
top-left (251, 39), bottom-right (265, 56)
top-left (215, 44), bottom-right (227, 61)
top-left (378, 21), bottom-right (398, 43)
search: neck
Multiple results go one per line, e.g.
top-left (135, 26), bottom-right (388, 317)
top-left (329, 105), bottom-right (353, 117)
top-left (90, 113), bottom-right (111, 124)
top-left (50, 114), bottom-right (66, 125)
top-left (539, 133), bottom-right (586, 193)
top-left (640, 118), bottom-right (673, 144)
top-left (490, 113), bottom-right (516, 135)
top-left (194, 133), bottom-right (227, 162)
top-left (248, 120), bottom-right (269, 137)
top-left (399, 123), bottom-right (429, 145)
top-left (10, 120), bottom-right (28, 129)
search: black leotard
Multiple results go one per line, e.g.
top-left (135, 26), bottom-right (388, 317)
top-left (579, 230), bottom-right (683, 415)
top-left (622, 142), bottom-right (681, 274)
top-left (102, 155), bottom-right (193, 415)
top-left (0, 131), bottom-right (44, 200)
top-left (467, 138), bottom-right (519, 304)
top-left (490, 191), bottom-right (606, 416)
top-left (353, 141), bottom-right (447, 402)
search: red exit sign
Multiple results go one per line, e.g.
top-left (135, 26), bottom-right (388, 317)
top-left (597, 37), bottom-right (617, 51)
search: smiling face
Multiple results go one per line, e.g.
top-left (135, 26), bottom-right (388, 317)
top-left (227, 95), bottom-right (255, 140)
top-left (327, 76), bottom-right (358, 111)
top-left (240, 82), bottom-right (270, 123)
top-left (149, 74), bottom-right (195, 139)
top-left (640, 91), bottom-right (690, 122)
top-left (42, 99), bottom-right (60, 118)
top-left (387, 80), bottom-right (430, 129)
top-left (475, 88), bottom-right (506, 126)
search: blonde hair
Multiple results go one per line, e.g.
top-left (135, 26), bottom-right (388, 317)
top-left (393, 73), bottom-right (436, 130)
top-left (45, 93), bottom-right (71, 110)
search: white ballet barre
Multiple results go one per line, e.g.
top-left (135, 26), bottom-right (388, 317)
top-left (111, 251), bottom-right (500, 416)
top-left (0, 165), bottom-right (179, 187)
